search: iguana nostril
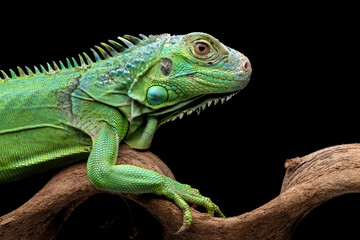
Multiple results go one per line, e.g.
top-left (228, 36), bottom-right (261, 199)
top-left (243, 59), bottom-right (251, 72)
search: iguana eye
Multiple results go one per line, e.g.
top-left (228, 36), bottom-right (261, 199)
top-left (194, 42), bottom-right (210, 55)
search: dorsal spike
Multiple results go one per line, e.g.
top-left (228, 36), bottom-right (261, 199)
top-left (25, 66), bottom-right (34, 76)
top-left (117, 36), bottom-right (134, 48)
top-left (47, 62), bottom-right (54, 72)
top-left (124, 35), bottom-right (142, 44)
top-left (139, 34), bottom-right (148, 40)
top-left (66, 58), bottom-right (73, 68)
top-left (95, 45), bottom-right (110, 59)
top-left (9, 69), bottom-right (18, 78)
top-left (101, 42), bottom-right (118, 56)
top-left (83, 52), bottom-right (93, 64)
top-left (1, 70), bottom-right (9, 79)
top-left (59, 60), bottom-right (66, 70)
top-left (72, 57), bottom-right (79, 67)
top-left (34, 66), bottom-right (41, 74)
top-left (108, 40), bottom-right (126, 52)
top-left (52, 61), bottom-right (60, 71)
top-left (40, 65), bottom-right (47, 73)
top-left (17, 66), bottom-right (27, 77)
top-left (78, 54), bottom-right (86, 66)
top-left (90, 48), bottom-right (102, 62)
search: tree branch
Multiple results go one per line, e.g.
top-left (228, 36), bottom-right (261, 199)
top-left (1, 144), bottom-right (360, 240)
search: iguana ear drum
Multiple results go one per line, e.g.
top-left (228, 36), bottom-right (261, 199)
top-left (160, 58), bottom-right (173, 76)
top-left (147, 86), bottom-right (168, 105)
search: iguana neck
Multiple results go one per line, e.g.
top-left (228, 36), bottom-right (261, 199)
top-left (74, 37), bottom-right (168, 149)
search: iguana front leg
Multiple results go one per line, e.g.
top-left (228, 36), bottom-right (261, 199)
top-left (86, 124), bottom-right (224, 228)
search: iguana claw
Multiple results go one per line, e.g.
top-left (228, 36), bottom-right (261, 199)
top-left (175, 225), bottom-right (190, 234)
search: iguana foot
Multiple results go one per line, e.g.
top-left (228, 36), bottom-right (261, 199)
top-left (155, 176), bottom-right (225, 228)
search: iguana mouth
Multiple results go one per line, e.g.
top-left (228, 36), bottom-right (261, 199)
top-left (151, 91), bottom-right (239, 126)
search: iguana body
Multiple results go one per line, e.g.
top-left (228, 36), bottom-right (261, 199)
top-left (0, 33), bottom-right (251, 228)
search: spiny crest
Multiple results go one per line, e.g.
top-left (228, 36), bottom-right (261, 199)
top-left (0, 33), bottom-right (157, 81)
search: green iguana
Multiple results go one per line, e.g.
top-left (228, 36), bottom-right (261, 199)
top-left (0, 32), bottom-right (251, 230)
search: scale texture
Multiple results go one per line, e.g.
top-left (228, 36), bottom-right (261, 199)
top-left (0, 32), bottom-right (251, 226)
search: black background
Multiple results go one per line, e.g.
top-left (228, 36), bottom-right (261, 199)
top-left (0, 1), bottom-right (359, 239)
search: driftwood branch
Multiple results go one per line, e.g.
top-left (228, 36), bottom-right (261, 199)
top-left (1, 143), bottom-right (360, 239)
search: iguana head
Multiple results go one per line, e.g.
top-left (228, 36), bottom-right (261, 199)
top-left (128, 32), bottom-right (251, 125)
top-left (124, 32), bottom-right (251, 149)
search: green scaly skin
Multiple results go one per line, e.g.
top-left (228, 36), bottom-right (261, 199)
top-left (0, 32), bottom-right (251, 228)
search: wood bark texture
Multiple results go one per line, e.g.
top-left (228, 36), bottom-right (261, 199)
top-left (1, 143), bottom-right (360, 240)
